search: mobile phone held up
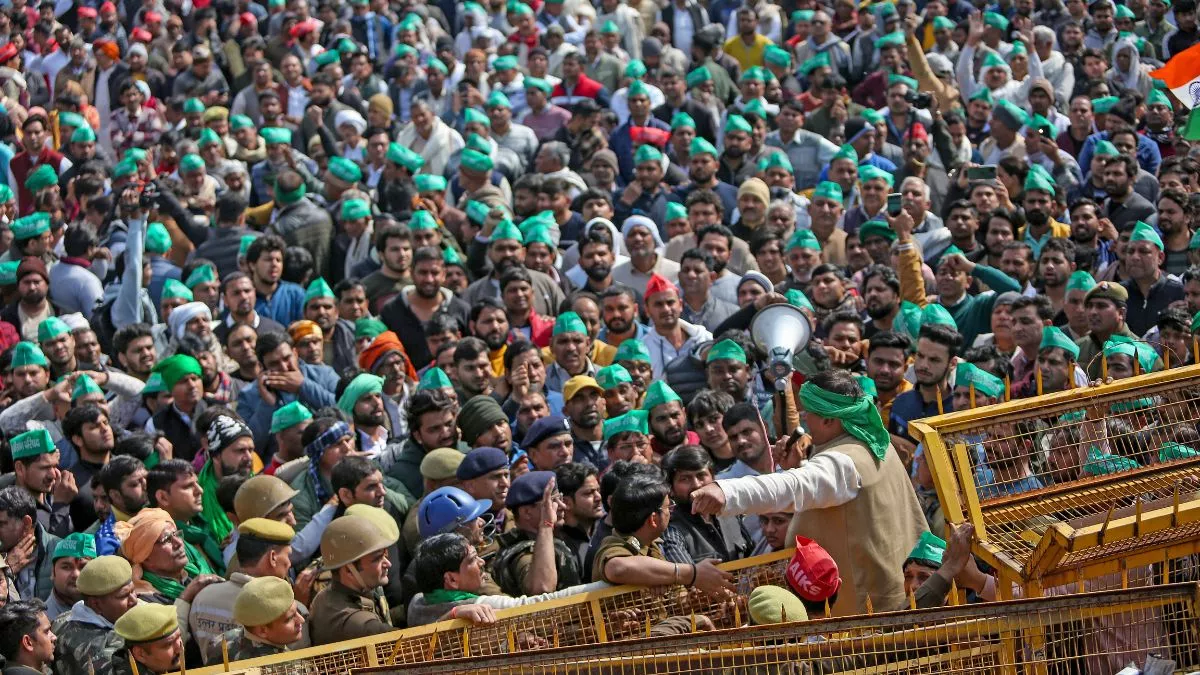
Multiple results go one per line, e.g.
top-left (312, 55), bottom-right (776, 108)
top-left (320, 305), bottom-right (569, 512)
top-left (966, 165), bottom-right (997, 181)
top-left (886, 193), bottom-right (903, 217)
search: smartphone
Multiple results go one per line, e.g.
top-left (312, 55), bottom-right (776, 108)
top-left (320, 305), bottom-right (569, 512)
top-left (886, 193), bottom-right (903, 216)
top-left (967, 165), bottom-right (997, 181)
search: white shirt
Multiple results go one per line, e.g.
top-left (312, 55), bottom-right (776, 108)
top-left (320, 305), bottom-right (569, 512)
top-left (669, 2), bottom-right (696, 56)
top-left (95, 65), bottom-right (115, 154)
top-left (287, 83), bottom-right (310, 118)
top-left (718, 451), bottom-right (862, 517)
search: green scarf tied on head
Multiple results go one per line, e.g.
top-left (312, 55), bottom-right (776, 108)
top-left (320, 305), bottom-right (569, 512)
top-left (798, 381), bottom-right (890, 461)
top-left (274, 179), bottom-right (307, 206)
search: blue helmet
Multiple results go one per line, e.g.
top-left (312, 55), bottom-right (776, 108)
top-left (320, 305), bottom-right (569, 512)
top-left (418, 486), bottom-right (492, 538)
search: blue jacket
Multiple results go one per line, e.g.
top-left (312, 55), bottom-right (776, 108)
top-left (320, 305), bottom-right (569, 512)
top-left (1077, 131), bottom-right (1162, 178)
top-left (254, 281), bottom-right (306, 326)
top-left (237, 361), bottom-right (340, 449)
top-left (148, 255), bottom-right (182, 309)
top-left (610, 117), bottom-right (671, 183)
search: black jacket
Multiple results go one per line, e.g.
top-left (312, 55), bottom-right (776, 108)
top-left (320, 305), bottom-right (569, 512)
top-left (151, 401), bottom-right (208, 463)
top-left (662, 506), bottom-right (751, 564)
top-left (193, 226), bottom-right (258, 280)
top-left (378, 289), bottom-right (470, 369)
top-left (653, 98), bottom-right (719, 144)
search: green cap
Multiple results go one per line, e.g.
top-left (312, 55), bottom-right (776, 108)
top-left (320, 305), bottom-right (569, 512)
top-left (1093, 139), bottom-right (1120, 157)
top-left (792, 9), bottom-right (814, 21)
top-left (145, 222), bottom-right (171, 255)
top-left (0, 260), bottom-right (20, 285)
top-left (492, 218), bottom-right (523, 243)
top-left (969, 87), bottom-right (994, 104)
top-left (906, 531), bottom-right (945, 567)
top-left (463, 107), bottom-right (491, 127)
top-left (11, 428), bottom-right (55, 460)
top-left (179, 153), bottom-right (205, 173)
top-left (615, 338), bottom-right (652, 364)
top-left (666, 201), bottom-right (687, 222)
top-left (787, 228), bottom-right (822, 251)
top-left (11, 342), bottom-right (48, 368)
top-left (162, 279), bottom-right (193, 302)
top-left (305, 278), bottom-right (335, 304)
top-left (465, 132), bottom-right (491, 156)
top-left (261, 127), bottom-right (293, 145)
top-left (337, 373), bottom-right (386, 415)
top-left (705, 339), bottom-right (747, 364)
top-left (812, 180), bottom-right (844, 203)
top-left (198, 128), bottom-right (222, 148)
top-left (932, 15), bottom-right (956, 30)
top-left (887, 74), bottom-right (918, 92)
top-left (764, 45), bottom-right (792, 68)
top-left (443, 247), bottom-right (464, 266)
top-left (1092, 96), bottom-right (1119, 114)
top-left (487, 90), bottom-right (512, 109)
top-left (983, 11), bottom-right (1009, 31)
top-left (270, 401), bottom-right (313, 434)
top-left (1190, 230), bottom-right (1200, 252)
top-left (596, 364), bottom-right (633, 390)
top-left (1040, 325), bottom-right (1080, 360)
top-left (387, 142), bottom-right (425, 171)
top-left (230, 114), bottom-right (254, 131)
top-left (634, 144), bottom-right (662, 165)
top-left (37, 317), bottom-right (70, 343)
top-left (922, 303), bottom-right (957, 329)
top-left (72, 373), bottom-right (104, 402)
top-left (625, 59), bottom-right (647, 79)
top-left (313, 51), bottom-right (340, 70)
top-left (603, 409), bottom-right (648, 440)
top-left (742, 99), bottom-right (771, 120)
top-left (642, 380), bottom-right (682, 411)
top-left (152, 354), bottom-right (202, 389)
top-left (858, 164), bottom-right (894, 187)
top-left (1129, 220), bottom-right (1164, 250)
top-left (799, 51), bottom-right (831, 75)
top-left (1023, 169), bottom-right (1056, 195)
top-left (238, 235), bottom-right (257, 259)
top-left (426, 58), bottom-right (450, 75)
top-left (671, 111), bottom-right (696, 131)
top-left (492, 56), bottom-right (519, 73)
top-left (524, 224), bottom-right (555, 248)
top-left (1009, 40), bottom-right (1027, 57)
top-left (1160, 442), bottom-right (1200, 462)
top-left (786, 288), bottom-right (814, 311)
top-left (341, 198), bottom-right (371, 221)
top-left (461, 148), bottom-right (494, 172)
top-left (553, 311), bottom-right (587, 336)
top-left (725, 114), bottom-right (753, 134)
top-left (183, 97), bottom-right (205, 114)
top-left (328, 156), bottom-right (363, 183)
top-left (410, 210), bottom-right (439, 231)
top-left (1147, 87), bottom-right (1173, 110)
top-left (686, 67), bottom-right (712, 88)
top-left (739, 66), bottom-right (767, 83)
top-left (184, 264), bottom-right (216, 289)
top-left (993, 99), bottom-right (1030, 128)
top-left (601, 19), bottom-right (619, 33)
top-left (954, 362), bottom-right (1004, 398)
top-left (690, 137), bottom-right (719, 158)
top-left (53, 532), bottom-right (97, 561)
top-left (859, 218), bottom-right (897, 243)
top-left (982, 50), bottom-right (1008, 69)
top-left (394, 43), bottom-right (417, 59)
top-left (831, 143), bottom-right (858, 165)
top-left (418, 366), bottom-right (454, 390)
top-left (1028, 113), bottom-right (1057, 140)
top-left (24, 164), bottom-right (57, 193)
top-left (1081, 446), bottom-right (1140, 475)
top-left (1065, 271), bottom-right (1097, 292)
top-left (58, 112), bottom-right (85, 130)
top-left (524, 77), bottom-right (552, 94)
top-left (1115, 3), bottom-right (1136, 18)
top-left (11, 212), bottom-right (50, 240)
top-left (354, 317), bottom-right (388, 340)
top-left (71, 125), bottom-right (97, 143)
top-left (627, 79), bottom-right (651, 99)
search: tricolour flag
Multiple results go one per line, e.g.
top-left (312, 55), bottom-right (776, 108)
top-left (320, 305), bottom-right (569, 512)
top-left (1151, 41), bottom-right (1200, 109)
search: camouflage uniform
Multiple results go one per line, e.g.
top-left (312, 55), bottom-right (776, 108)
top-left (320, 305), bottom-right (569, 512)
top-left (220, 626), bottom-right (288, 661)
top-left (51, 607), bottom-right (126, 675)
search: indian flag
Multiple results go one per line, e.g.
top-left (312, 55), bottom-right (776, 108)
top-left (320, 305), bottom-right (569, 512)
top-left (1151, 41), bottom-right (1200, 109)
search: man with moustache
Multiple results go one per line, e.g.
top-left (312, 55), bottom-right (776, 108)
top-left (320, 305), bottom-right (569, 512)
top-left (380, 247), bottom-right (471, 369)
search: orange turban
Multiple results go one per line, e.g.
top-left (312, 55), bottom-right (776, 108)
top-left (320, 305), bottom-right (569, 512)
top-left (288, 320), bottom-right (323, 343)
top-left (358, 330), bottom-right (417, 382)
top-left (118, 508), bottom-right (176, 593)
top-left (95, 40), bottom-right (119, 61)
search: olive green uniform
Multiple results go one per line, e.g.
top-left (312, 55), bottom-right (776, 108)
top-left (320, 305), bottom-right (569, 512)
top-left (308, 580), bottom-right (393, 645)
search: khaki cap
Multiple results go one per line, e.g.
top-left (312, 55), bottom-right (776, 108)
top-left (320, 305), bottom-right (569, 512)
top-left (234, 474), bottom-right (299, 522)
top-left (114, 603), bottom-right (178, 643)
top-left (344, 504), bottom-right (401, 541)
top-left (1085, 281), bottom-right (1129, 305)
top-left (77, 555), bottom-right (134, 597)
top-left (320, 515), bottom-right (396, 569)
top-left (234, 576), bottom-right (295, 627)
top-left (420, 447), bottom-right (464, 480)
top-left (237, 518), bottom-right (295, 544)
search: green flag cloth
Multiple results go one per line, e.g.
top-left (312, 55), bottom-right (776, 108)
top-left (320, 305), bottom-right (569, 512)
top-left (798, 381), bottom-right (890, 460)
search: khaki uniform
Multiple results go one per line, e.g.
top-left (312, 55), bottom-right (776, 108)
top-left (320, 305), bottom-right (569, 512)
top-left (590, 534), bottom-right (666, 584)
top-left (308, 580), bottom-right (393, 645)
top-left (219, 627), bottom-right (295, 662)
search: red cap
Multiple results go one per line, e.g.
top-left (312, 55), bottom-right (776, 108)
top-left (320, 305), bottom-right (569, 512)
top-left (239, 11), bottom-right (257, 24)
top-left (905, 122), bottom-right (928, 143)
top-left (77, 7), bottom-right (98, 18)
top-left (785, 535), bottom-right (842, 603)
top-left (99, 1), bottom-right (116, 12)
top-left (0, 42), bottom-right (19, 64)
top-left (289, 18), bottom-right (318, 38)
top-left (193, 0), bottom-right (211, 8)
top-left (143, 10), bottom-right (162, 22)
top-left (131, 26), bottom-right (152, 42)
top-left (631, 126), bottom-right (670, 148)
top-left (644, 273), bottom-right (675, 299)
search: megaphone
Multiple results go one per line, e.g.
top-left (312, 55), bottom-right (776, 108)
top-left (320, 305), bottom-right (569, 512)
top-left (749, 303), bottom-right (812, 391)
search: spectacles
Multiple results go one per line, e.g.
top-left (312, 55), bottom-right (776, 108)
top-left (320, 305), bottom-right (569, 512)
top-left (157, 529), bottom-right (182, 546)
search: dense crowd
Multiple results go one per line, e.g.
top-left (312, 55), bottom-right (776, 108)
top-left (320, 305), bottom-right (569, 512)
top-left (0, 0), bottom-right (1193, 670)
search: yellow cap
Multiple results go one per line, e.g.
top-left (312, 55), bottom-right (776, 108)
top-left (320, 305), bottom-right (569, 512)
top-left (233, 576), bottom-right (295, 627)
top-left (420, 447), bottom-right (464, 480)
top-left (237, 517), bottom-right (296, 543)
top-left (76, 555), bottom-right (134, 596)
top-left (748, 585), bottom-right (808, 625)
top-left (114, 603), bottom-right (179, 643)
top-left (233, 474), bottom-right (299, 522)
top-left (563, 375), bottom-right (603, 402)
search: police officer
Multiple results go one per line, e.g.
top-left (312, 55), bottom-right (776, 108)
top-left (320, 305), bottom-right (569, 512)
top-left (308, 514), bottom-right (397, 644)
top-left (489, 471), bottom-right (583, 597)
top-left (227, 576), bottom-right (306, 660)
top-left (225, 474), bottom-right (301, 567)
top-left (52, 556), bottom-right (139, 675)
top-left (112, 604), bottom-right (185, 675)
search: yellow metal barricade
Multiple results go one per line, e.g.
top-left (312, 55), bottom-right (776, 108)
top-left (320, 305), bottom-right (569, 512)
top-left (909, 364), bottom-right (1200, 596)
top-left (352, 583), bottom-right (1200, 675)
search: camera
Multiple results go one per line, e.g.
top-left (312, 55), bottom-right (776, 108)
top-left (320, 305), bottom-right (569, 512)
top-left (903, 90), bottom-right (934, 108)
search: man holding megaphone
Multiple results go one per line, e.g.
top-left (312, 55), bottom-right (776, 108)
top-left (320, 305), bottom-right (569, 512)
top-left (691, 369), bottom-right (929, 618)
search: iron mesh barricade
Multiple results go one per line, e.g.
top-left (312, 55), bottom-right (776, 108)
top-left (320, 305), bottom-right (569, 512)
top-left (908, 363), bottom-right (1200, 596)
top-left (354, 583), bottom-right (1200, 675)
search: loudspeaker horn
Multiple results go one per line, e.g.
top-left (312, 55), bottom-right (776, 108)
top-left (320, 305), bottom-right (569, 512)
top-left (749, 303), bottom-right (813, 391)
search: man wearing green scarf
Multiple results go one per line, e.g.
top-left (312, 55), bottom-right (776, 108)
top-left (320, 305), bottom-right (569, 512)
top-left (692, 370), bottom-right (928, 617)
top-left (194, 414), bottom-right (257, 570)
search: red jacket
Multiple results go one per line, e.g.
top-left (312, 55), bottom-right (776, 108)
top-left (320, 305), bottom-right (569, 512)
top-left (551, 74), bottom-right (604, 101)
top-left (10, 148), bottom-right (65, 216)
top-left (525, 312), bottom-right (554, 348)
